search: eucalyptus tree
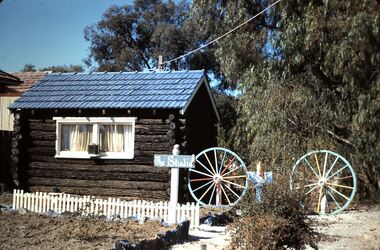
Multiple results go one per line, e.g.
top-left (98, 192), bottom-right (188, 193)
top-left (192, 0), bottom-right (379, 192)
top-left (84, 0), bottom-right (219, 73)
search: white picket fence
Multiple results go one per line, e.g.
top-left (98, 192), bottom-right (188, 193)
top-left (12, 189), bottom-right (200, 228)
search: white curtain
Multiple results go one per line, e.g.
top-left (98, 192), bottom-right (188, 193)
top-left (61, 124), bottom-right (92, 152)
top-left (100, 124), bottom-right (132, 153)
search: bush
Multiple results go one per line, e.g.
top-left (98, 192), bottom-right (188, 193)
top-left (229, 178), bottom-right (319, 250)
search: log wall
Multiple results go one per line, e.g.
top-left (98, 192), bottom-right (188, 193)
top-left (16, 110), bottom-right (175, 201)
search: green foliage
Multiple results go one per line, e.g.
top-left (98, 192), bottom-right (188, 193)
top-left (39, 65), bottom-right (84, 73)
top-left (213, 91), bottom-right (238, 148)
top-left (21, 64), bottom-right (36, 72)
top-left (84, 0), bottom-right (219, 73)
top-left (230, 180), bottom-right (318, 249)
top-left (194, 0), bottom-right (380, 194)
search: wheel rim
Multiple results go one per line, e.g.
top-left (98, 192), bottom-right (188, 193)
top-left (188, 147), bottom-right (248, 208)
top-left (290, 150), bottom-right (357, 215)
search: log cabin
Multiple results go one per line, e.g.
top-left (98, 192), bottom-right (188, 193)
top-left (8, 70), bottom-right (220, 201)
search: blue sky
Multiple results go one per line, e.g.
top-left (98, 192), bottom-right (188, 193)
top-left (0, 0), bottom-right (132, 72)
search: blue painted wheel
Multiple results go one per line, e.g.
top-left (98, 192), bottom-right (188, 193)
top-left (290, 150), bottom-right (357, 215)
top-left (188, 147), bottom-right (249, 208)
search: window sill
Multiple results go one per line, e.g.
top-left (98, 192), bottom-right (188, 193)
top-left (54, 153), bottom-right (134, 160)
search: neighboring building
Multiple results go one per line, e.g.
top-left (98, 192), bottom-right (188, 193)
top-left (0, 70), bottom-right (21, 131)
top-left (0, 71), bottom-right (47, 131)
top-left (9, 70), bottom-right (219, 200)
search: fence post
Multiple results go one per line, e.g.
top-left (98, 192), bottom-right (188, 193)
top-left (12, 189), bottom-right (16, 209)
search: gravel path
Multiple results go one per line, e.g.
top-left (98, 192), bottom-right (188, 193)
top-left (170, 225), bottom-right (230, 250)
top-left (311, 205), bottom-right (380, 250)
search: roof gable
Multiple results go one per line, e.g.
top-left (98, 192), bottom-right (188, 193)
top-left (10, 70), bottom-right (218, 115)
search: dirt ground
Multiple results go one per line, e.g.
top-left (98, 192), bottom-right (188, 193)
top-left (0, 192), bottom-right (175, 250)
top-left (311, 204), bottom-right (380, 250)
top-left (1, 192), bottom-right (379, 250)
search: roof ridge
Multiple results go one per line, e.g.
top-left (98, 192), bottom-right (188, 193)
top-left (46, 69), bottom-right (205, 75)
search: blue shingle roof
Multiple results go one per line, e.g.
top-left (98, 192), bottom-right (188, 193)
top-left (9, 70), bottom-right (205, 110)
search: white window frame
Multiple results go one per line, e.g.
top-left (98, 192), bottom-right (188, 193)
top-left (53, 117), bottom-right (136, 159)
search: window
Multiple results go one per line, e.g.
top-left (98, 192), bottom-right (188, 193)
top-left (54, 117), bottom-right (136, 159)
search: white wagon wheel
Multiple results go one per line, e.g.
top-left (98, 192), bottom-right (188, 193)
top-left (188, 147), bottom-right (249, 208)
top-left (290, 150), bottom-right (357, 215)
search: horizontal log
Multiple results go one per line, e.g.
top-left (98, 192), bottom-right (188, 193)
top-left (134, 150), bottom-right (169, 157)
top-left (28, 177), bottom-right (169, 190)
top-left (29, 186), bottom-right (168, 200)
top-left (29, 131), bottom-right (56, 141)
top-left (169, 122), bottom-right (176, 130)
top-left (29, 122), bottom-right (56, 132)
top-left (29, 161), bottom-right (168, 174)
top-left (136, 119), bottom-right (166, 125)
top-left (135, 134), bottom-right (168, 143)
top-left (27, 146), bottom-right (56, 156)
top-left (167, 130), bottom-right (176, 138)
top-left (168, 114), bottom-right (176, 121)
top-left (134, 143), bottom-right (169, 151)
top-left (29, 119), bottom-right (55, 124)
top-left (27, 169), bottom-right (169, 182)
top-left (31, 140), bottom-right (56, 147)
top-left (135, 125), bottom-right (168, 135)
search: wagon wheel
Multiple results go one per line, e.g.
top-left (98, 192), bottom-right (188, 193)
top-left (290, 150), bottom-right (357, 215)
top-left (188, 147), bottom-right (249, 208)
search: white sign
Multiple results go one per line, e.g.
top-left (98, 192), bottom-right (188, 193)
top-left (154, 154), bottom-right (195, 168)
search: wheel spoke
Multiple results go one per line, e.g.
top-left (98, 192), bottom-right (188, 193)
top-left (299, 178), bottom-right (318, 182)
top-left (199, 182), bottom-right (215, 201)
top-left (333, 175), bottom-right (353, 180)
top-left (190, 168), bottom-right (214, 178)
top-left (204, 153), bottom-right (217, 175)
top-left (326, 182), bottom-right (354, 190)
top-left (324, 155), bottom-right (339, 178)
top-left (303, 158), bottom-right (319, 178)
top-left (196, 159), bottom-right (215, 176)
top-left (327, 190), bottom-right (341, 209)
top-left (190, 177), bottom-right (213, 182)
top-left (220, 184), bottom-right (231, 204)
top-left (314, 154), bottom-right (322, 177)
top-left (222, 179), bottom-right (245, 189)
top-left (223, 182), bottom-right (241, 199)
top-left (322, 152), bottom-right (329, 178)
top-left (306, 184), bottom-right (319, 195)
top-left (193, 180), bottom-right (213, 193)
top-left (214, 150), bottom-right (219, 175)
top-left (208, 183), bottom-right (216, 205)
top-left (327, 185), bottom-right (349, 200)
top-left (317, 187), bottom-right (323, 213)
top-left (304, 183), bottom-right (318, 188)
top-left (223, 175), bottom-right (247, 179)
top-left (326, 165), bottom-right (348, 181)
top-left (218, 151), bottom-right (226, 174)
top-left (220, 158), bottom-right (236, 175)
top-left (222, 165), bottom-right (242, 177)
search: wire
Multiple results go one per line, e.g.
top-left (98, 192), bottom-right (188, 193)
top-left (160, 0), bottom-right (283, 67)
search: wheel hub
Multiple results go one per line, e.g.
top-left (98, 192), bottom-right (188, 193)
top-left (213, 174), bottom-right (223, 184)
top-left (318, 177), bottom-right (326, 187)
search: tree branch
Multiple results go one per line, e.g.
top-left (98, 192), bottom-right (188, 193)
top-left (319, 126), bottom-right (355, 147)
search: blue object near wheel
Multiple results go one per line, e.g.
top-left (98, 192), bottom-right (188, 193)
top-left (290, 150), bottom-right (357, 215)
top-left (188, 147), bottom-right (249, 208)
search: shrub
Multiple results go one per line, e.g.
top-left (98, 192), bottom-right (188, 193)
top-left (229, 178), bottom-right (319, 250)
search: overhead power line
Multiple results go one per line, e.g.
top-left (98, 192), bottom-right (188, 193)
top-left (160, 0), bottom-right (283, 67)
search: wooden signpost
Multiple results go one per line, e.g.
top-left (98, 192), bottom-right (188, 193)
top-left (154, 145), bottom-right (195, 224)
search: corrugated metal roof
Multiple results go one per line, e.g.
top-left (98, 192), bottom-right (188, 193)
top-left (9, 70), bottom-right (205, 110)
